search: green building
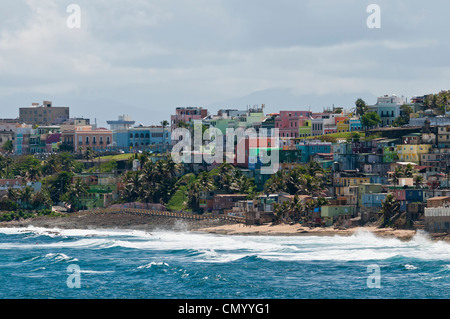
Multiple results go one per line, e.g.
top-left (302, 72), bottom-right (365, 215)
top-left (321, 205), bottom-right (355, 226)
top-left (298, 120), bottom-right (312, 138)
top-left (357, 183), bottom-right (382, 207)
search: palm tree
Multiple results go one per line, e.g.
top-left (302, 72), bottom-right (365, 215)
top-left (25, 165), bottom-right (41, 182)
top-left (6, 187), bottom-right (19, 203)
top-left (32, 190), bottom-right (53, 210)
top-left (65, 179), bottom-right (88, 211)
top-left (121, 171), bottom-right (142, 203)
top-left (413, 175), bottom-right (423, 188)
top-left (19, 187), bottom-right (33, 209)
top-left (403, 163), bottom-right (416, 178)
top-left (392, 166), bottom-right (404, 186)
top-left (273, 201), bottom-right (290, 224)
top-left (42, 154), bottom-right (61, 176)
top-left (58, 153), bottom-right (76, 173)
top-left (287, 194), bottom-right (304, 222)
top-left (379, 194), bottom-right (400, 228)
top-left (355, 98), bottom-right (368, 117)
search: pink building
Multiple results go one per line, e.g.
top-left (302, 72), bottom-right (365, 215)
top-left (75, 128), bottom-right (112, 152)
top-left (171, 107), bottom-right (208, 129)
top-left (275, 111), bottom-right (312, 138)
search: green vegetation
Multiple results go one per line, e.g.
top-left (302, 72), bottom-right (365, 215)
top-left (95, 153), bottom-right (134, 162)
top-left (1, 140), bottom-right (13, 153)
top-left (0, 209), bottom-right (65, 222)
top-left (379, 193), bottom-right (401, 228)
top-left (392, 104), bottom-right (413, 127)
top-left (355, 98), bottom-right (368, 117)
top-left (264, 161), bottom-right (328, 197)
top-left (273, 195), bottom-right (328, 225)
top-left (423, 90), bottom-right (450, 115)
top-left (86, 160), bottom-right (118, 173)
top-left (361, 111), bottom-right (381, 129)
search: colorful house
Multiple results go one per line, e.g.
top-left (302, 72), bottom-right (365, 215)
top-left (298, 119), bottom-right (312, 138)
top-left (336, 117), bottom-right (350, 133)
top-left (361, 193), bottom-right (388, 208)
top-left (275, 111), bottom-right (312, 138)
top-left (333, 177), bottom-right (371, 187)
top-left (396, 144), bottom-right (432, 164)
top-left (321, 205), bottom-right (355, 226)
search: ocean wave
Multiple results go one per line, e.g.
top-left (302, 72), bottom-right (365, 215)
top-left (404, 264), bottom-right (418, 270)
top-left (20, 252), bottom-right (78, 265)
top-left (79, 270), bottom-right (116, 274)
top-left (136, 261), bottom-right (170, 271)
top-left (0, 226), bottom-right (154, 240)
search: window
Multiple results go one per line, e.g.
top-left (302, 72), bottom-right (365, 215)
top-left (85, 136), bottom-right (89, 144)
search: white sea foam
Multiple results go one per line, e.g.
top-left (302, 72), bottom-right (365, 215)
top-left (0, 226), bottom-right (153, 239)
top-left (137, 262), bottom-right (169, 269)
top-left (80, 270), bottom-right (116, 274)
top-left (1, 226), bottom-right (449, 263)
top-left (404, 264), bottom-right (418, 270)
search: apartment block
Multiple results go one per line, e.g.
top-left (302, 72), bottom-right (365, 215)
top-left (19, 101), bottom-right (69, 125)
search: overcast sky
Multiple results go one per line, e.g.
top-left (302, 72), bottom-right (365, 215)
top-left (0, 0), bottom-right (449, 126)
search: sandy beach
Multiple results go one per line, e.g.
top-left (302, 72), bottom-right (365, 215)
top-left (0, 212), bottom-right (448, 242)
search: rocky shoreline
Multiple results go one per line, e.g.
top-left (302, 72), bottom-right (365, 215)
top-left (0, 212), bottom-right (237, 232)
top-left (0, 212), bottom-right (448, 242)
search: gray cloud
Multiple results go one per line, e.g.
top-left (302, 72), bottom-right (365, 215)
top-left (0, 0), bottom-right (449, 125)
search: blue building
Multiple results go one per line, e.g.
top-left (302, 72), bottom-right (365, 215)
top-left (113, 126), bottom-right (171, 153)
top-left (362, 193), bottom-right (387, 208)
top-left (350, 118), bottom-right (362, 131)
top-left (296, 141), bottom-right (332, 163)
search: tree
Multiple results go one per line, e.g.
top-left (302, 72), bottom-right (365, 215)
top-left (403, 163), bottom-right (415, 178)
top-left (379, 194), bottom-right (401, 228)
top-left (347, 131), bottom-right (362, 142)
top-left (393, 104), bottom-right (414, 127)
top-left (120, 171), bottom-right (142, 203)
top-left (413, 175), bottom-right (423, 188)
top-left (25, 165), bottom-right (41, 182)
top-left (0, 156), bottom-right (12, 178)
top-left (355, 98), bottom-right (368, 117)
top-left (18, 186), bottom-right (33, 209)
top-left (44, 171), bottom-right (74, 203)
top-left (361, 112), bottom-right (381, 129)
top-left (185, 171), bottom-right (216, 212)
top-left (62, 178), bottom-right (88, 211)
top-left (2, 140), bottom-right (13, 153)
top-left (32, 190), bottom-right (53, 210)
top-left (263, 165), bottom-right (326, 197)
top-left (392, 166), bottom-right (404, 186)
top-left (6, 187), bottom-right (19, 203)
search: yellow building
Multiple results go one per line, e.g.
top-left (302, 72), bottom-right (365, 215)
top-left (333, 177), bottom-right (371, 187)
top-left (396, 144), bottom-right (432, 164)
top-left (336, 118), bottom-right (350, 133)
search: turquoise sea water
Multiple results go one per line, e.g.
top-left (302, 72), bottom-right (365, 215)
top-left (0, 226), bottom-right (448, 299)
